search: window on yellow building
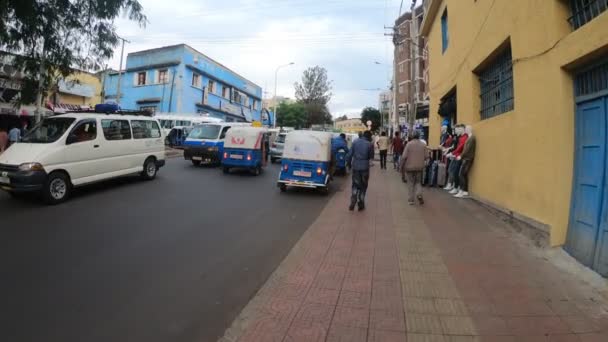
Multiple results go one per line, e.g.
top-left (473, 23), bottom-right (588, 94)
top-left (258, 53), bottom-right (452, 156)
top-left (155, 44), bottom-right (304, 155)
top-left (568, 0), bottom-right (608, 29)
top-left (478, 46), bottom-right (514, 120)
top-left (441, 9), bottom-right (449, 53)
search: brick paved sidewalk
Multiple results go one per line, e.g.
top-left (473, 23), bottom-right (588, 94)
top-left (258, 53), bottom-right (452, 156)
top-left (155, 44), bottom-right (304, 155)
top-left (219, 167), bottom-right (608, 342)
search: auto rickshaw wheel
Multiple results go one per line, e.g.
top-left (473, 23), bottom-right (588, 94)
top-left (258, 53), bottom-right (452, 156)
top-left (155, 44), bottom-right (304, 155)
top-left (319, 186), bottom-right (329, 196)
top-left (271, 157), bottom-right (277, 164)
top-left (252, 166), bottom-right (261, 176)
top-left (223, 167), bottom-right (230, 174)
top-left (192, 160), bottom-right (201, 166)
top-left (279, 184), bottom-right (287, 192)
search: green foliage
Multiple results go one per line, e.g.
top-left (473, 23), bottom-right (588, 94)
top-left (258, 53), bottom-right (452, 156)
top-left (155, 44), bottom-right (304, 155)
top-left (360, 107), bottom-right (381, 132)
top-left (294, 66), bottom-right (333, 126)
top-left (276, 102), bottom-right (307, 129)
top-left (0, 0), bottom-right (147, 104)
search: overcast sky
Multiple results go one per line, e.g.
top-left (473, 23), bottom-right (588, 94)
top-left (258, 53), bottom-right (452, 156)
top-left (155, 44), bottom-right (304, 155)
top-left (110, 0), bottom-right (411, 117)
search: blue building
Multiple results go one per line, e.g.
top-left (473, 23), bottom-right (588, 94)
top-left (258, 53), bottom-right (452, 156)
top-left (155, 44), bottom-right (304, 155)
top-left (103, 44), bottom-right (268, 123)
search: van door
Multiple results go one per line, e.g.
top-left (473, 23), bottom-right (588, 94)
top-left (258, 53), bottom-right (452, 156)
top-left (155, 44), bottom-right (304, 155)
top-left (63, 119), bottom-right (101, 183)
top-left (99, 119), bottom-right (136, 173)
top-left (131, 119), bottom-right (163, 161)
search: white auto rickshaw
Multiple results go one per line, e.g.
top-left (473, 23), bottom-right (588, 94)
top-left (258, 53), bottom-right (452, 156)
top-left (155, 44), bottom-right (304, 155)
top-left (277, 131), bottom-right (333, 194)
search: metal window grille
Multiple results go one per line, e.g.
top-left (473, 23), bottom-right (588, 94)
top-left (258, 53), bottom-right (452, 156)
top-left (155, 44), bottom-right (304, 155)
top-left (568, 0), bottom-right (608, 29)
top-left (575, 61), bottom-right (608, 98)
top-left (479, 48), bottom-right (514, 120)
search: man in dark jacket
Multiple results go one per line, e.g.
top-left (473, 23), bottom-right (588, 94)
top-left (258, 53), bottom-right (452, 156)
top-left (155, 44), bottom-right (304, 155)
top-left (346, 130), bottom-right (374, 211)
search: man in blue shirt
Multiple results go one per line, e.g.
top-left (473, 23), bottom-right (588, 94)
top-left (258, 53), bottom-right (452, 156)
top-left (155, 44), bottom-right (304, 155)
top-left (346, 131), bottom-right (374, 211)
top-left (8, 126), bottom-right (21, 146)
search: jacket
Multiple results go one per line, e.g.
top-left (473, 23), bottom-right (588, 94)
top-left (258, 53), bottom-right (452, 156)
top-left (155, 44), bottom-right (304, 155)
top-left (453, 134), bottom-right (469, 157)
top-left (346, 138), bottom-right (374, 171)
top-left (460, 135), bottom-right (476, 160)
top-left (400, 139), bottom-right (427, 171)
top-left (331, 137), bottom-right (349, 155)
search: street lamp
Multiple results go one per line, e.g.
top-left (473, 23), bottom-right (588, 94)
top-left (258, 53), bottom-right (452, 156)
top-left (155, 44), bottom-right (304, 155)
top-left (273, 62), bottom-right (295, 128)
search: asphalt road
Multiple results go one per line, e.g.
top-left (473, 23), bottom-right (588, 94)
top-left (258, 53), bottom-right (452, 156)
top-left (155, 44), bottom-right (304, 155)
top-left (0, 159), bottom-right (340, 342)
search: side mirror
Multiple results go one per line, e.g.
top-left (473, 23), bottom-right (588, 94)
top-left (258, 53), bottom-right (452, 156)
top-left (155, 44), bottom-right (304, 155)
top-left (66, 134), bottom-right (78, 145)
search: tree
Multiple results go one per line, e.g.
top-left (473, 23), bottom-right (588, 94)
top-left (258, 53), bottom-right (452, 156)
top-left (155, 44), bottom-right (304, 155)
top-left (294, 66), bottom-right (333, 126)
top-left (336, 114), bottom-right (348, 121)
top-left (360, 107), bottom-right (381, 132)
top-left (0, 0), bottom-right (147, 107)
top-left (276, 102), bottom-right (307, 129)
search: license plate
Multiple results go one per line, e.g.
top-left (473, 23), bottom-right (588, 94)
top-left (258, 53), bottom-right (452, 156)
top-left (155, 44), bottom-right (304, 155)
top-left (0, 176), bottom-right (9, 184)
top-left (293, 170), bottom-right (311, 177)
top-left (192, 156), bottom-right (202, 161)
top-left (230, 154), bottom-right (243, 160)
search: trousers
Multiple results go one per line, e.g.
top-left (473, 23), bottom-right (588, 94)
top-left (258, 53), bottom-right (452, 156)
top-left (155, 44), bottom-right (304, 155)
top-left (448, 159), bottom-right (462, 187)
top-left (379, 150), bottom-right (388, 169)
top-left (459, 159), bottom-right (473, 192)
top-left (351, 170), bottom-right (370, 205)
top-left (406, 171), bottom-right (423, 202)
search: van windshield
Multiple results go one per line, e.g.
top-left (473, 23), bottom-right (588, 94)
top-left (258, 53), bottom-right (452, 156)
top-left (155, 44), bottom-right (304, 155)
top-left (22, 117), bottom-right (76, 143)
top-left (188, 125), bottom-right (221, 140)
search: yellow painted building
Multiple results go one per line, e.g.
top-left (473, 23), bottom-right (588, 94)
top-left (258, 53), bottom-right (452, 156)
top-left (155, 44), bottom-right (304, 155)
top-left (49, 70), bottom-right (102, 108)
top-left (421, 0), bottom-right (608, 253)
top-left (334, 118), bottom-right (367, 133)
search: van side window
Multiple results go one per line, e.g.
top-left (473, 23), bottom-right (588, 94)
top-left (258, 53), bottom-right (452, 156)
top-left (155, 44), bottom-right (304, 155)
top-left (220, 126), bottom-right (230, 139)
top-left (68, 120), bottom-right (97, 143)
top-left (131, 120), bottom-right (161, 139)
top-left (101, 119), bottom-right (132, 140)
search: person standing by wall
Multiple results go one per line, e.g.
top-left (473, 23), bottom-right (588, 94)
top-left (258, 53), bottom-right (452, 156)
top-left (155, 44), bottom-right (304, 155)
top-left (8, 125), bottom-right (21, 147)
top-left (400, 131), bottom-right (428, 205)
top-left (346, 130), bottom-right (374, 211)
top-left (376, 131), bottom-right (389, 170)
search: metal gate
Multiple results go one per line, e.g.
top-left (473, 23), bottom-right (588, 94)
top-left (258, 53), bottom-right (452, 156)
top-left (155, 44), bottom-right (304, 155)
top-left (566, 60), bottom-right (608, 276)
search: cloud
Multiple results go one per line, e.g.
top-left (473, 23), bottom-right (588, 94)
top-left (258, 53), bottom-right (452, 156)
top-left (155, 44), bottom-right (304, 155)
top-left (110, 0), bottom-right (402, 116)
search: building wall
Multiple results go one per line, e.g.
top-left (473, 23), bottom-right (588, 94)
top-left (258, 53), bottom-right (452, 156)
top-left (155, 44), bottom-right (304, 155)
top-left (334, 118), bottom-right (367, 133)
top-left (104, 44), bottom-right (263, 122)
top-left (56, 71), bottom-right (102, 106)
top-left (424, 0), bottom-right (608, 246)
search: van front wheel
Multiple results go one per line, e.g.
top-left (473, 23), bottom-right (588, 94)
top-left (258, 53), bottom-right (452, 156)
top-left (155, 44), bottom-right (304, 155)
top-left (141, 158), bottom-right (158, 180)
top-left (42, 172), bottom-right (71, 205)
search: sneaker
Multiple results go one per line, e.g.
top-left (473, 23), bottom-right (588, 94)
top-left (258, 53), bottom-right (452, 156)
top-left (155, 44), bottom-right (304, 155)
top-left (455, 191), bottom-right (469, 199)
top-left (358, 203), bottom-right (365, 211)
top-left (444, 183), bottom-right (453, 191)
top-left (408, 201), bottom-right (415, 205)
top-left (418, 196), bottom-right (424, 205)
top-left (349, 203), bottom-right (355, 211)
top-left (449, 188), bottom-right (459, 194)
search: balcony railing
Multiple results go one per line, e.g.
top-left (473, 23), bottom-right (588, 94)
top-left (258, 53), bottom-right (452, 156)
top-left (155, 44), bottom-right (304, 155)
top-left (568, 0), bottom-right (608, 29)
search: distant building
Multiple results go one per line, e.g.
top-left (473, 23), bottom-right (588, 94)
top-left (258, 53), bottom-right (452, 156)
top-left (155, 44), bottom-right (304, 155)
top-left (378, 90), bottom-right (393, 132)
top-left (103, 44), bottom-right (263, 122)
top-left (262, 96), bottom-right (294, 110)
top-left (393, 6), bottom-right (429, 134)
top-left (334, 118), bottom-right (367, 133)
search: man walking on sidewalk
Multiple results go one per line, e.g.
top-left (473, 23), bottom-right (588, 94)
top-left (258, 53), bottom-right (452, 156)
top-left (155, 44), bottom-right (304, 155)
top-left (376, 131), bottom-right (389, 169)
top-left (391, 131), bottom-right (404, 170)
top-left (400, 131), bottom-right (427, 205)
top-left (346, 130), bottom-right (374, 211)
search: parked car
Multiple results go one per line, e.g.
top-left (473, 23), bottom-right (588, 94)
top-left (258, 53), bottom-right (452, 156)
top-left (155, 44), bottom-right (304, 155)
top-left (0, 112), bottom-right (165, 204)
top-left (270, 132), bottom-right (287, 163)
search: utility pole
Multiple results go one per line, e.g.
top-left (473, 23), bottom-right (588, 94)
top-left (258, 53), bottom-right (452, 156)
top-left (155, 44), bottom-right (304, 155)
top-left (408, 0), bottom-right (418, 131)
top-left (273, 62), bottom-right (294, 128)
top-left (115, 36), bottom-right (130, 106)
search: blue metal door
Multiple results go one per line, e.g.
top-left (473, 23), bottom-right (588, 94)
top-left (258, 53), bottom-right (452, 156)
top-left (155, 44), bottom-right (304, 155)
top-left (566, 97), bottom-right (607, 270)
